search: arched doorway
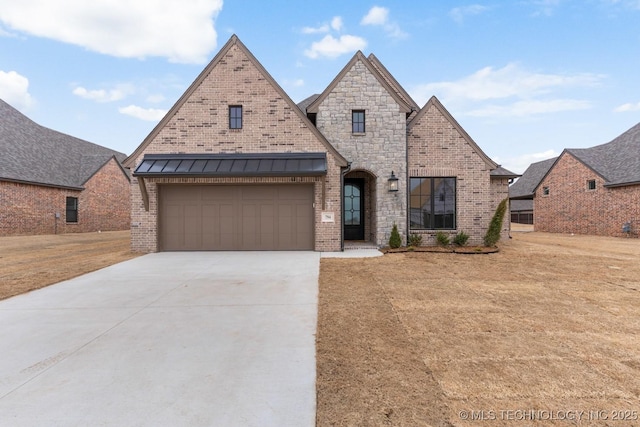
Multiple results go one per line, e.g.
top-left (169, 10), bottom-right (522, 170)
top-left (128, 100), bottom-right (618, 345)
top-left (344, 170), bottom-right (376, 243)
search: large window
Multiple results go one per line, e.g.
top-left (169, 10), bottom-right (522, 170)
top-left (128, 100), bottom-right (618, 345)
top-left (229, 105), bottom-right (242, 129)
top-left (352, 110), bottom-right (365, 133)
top-left (409, 177), bottom-right (456, 229)
top-left (66, 196), bottom-right (78, 223)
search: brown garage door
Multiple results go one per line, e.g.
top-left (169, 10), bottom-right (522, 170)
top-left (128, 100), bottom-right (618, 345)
top-left (159, 184), bottom-right (314, 251)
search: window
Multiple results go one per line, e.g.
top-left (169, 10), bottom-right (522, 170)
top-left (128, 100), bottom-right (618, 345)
top-left (587, 179), bottom-right (596, 190)
top-left (352, 110), bottom-right (365, 133)
top-left (542, 186), bottom-right (550, 196)
top-left (409, 177), bottom-right (456, 229)
top-left (229, 105), bottom-right (242, 129)
top-left (66, 197), bottom-right (78, 223)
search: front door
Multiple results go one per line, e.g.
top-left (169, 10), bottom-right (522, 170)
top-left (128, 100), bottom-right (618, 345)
top-left (344, 179), bottom-right (364, 240)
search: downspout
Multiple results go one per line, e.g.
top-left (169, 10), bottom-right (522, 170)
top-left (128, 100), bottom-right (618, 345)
top-left (405, 112), bottom-right (413, 245)
top-left (340, 162), bottom-right (352, 251)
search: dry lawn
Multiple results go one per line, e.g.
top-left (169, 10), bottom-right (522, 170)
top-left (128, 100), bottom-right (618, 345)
top-left (0, 230), bottom-right (139, 300)
top-left (317, 231), bottom-right (640, 426)
top-left (3, 229), bottom-right (640, 426)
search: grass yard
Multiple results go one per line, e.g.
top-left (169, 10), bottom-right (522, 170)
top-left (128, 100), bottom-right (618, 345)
top-left (2, 229), bottom-right (639, 426)
top-left (317, 231), bottom-right (640, 426)
top-left (0, 230), bottom-right (139, 300)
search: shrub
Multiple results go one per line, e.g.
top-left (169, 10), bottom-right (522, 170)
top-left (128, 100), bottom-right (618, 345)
top-left (389, 223), bottom-right (402, 249)
top-left (408, 233), bottom-right (423, 247)
top-left (435, 231), bottom-right (450, 246)
top-left (484, 198), bottom-right (508, 247)
top-left (453, 231), bottom-right (469, 246)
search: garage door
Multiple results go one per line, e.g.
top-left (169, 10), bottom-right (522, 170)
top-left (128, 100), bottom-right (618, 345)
top-left (159, 185), bottom-right (314, 251)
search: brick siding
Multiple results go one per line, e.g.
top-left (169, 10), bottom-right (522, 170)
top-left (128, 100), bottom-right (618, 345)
top-left (129, 42), bottom-right (343, 252)
top-left (408, 103), bottom-right (509, 246)
top-left (535, 152), bottom-right (640, 237)
top-left (0, 157), bottom-right (130, 236)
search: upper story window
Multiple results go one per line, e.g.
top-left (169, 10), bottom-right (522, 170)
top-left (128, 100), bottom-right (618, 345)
top-left (229, 105), bottom-right (242, 129)
top-left (587, 179), bottom-right (596, 190)
top-left (409, 177), bottom-right (456, 230)
top-left (66, 196), bottom-right (78, 223)
top-left (352, 110), bottom-right (365, 133)
top-left (542, 186), bottom-right (550, 196)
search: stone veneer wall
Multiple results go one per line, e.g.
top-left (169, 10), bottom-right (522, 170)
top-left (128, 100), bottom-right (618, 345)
top-left (129, 43), bottom-right (343, 252)
top-left (407, 103), bottom-right (497, 246)
top-left (535, 152), bottom-right (640, 237)
top-left (314, 60), bottom-right (408, 247)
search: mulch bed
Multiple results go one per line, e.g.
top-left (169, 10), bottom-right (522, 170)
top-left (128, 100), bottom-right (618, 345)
top-left (381, 246), bottom-right (499, 254)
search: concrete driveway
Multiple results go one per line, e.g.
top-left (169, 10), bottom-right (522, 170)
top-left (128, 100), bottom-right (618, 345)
top-left (0, 252), bottom-right (320, 427)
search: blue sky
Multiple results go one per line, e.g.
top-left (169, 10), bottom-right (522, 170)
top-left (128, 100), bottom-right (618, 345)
top-left (1, 0), bottom-right (639, 173)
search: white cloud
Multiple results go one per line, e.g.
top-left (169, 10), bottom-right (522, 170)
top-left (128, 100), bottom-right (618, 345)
top-left (331, 17), bottom-right (343, 31)
top-left (449, 5), bottom-right (489, 24)
top-left (417, 63), bottom-right (603, 102)
top-left (302, 16), bottom-right (343, 34)
top-left (0, 0), bottom-right (223, 63)
top-left (0, 70), bottom-right (34, 110)
top-left (467, 99), bottom-right (592, 117)
top-left (72, 84), bottom-right (134, 103)
top-left (360, 6), bottom-right (408, 39)
top-left (496, 149), bottom-right (559, 174)
top-left (302, 23), bottom-right (330, 34)
top-left (412, 63), bottom-right (603, 117)
top-left (304, 35), bottom-right (367, 59)
top-left (361, 6), bottom-right (389, 26)
top-left (119, 105), bottom-right (167, 121)
top-left (614, 101), bottom-right (640, 112)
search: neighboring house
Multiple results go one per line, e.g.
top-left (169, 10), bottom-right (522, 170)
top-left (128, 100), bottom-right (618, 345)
top-left (124, 35), bottom-right (517, 252)
top-left (508, 157), bottom-right (557, 224)
top-left (535, 122), bottom-right (640, 237)
top-left (0, 99), bottom-right (131, 236)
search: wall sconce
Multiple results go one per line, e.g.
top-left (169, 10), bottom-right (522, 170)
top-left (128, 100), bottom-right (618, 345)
top-left (388, 171), bottom-right (399, 192)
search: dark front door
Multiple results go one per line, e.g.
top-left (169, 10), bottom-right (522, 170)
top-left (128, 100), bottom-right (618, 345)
top-left (344, 179), bottom-right (364, 240)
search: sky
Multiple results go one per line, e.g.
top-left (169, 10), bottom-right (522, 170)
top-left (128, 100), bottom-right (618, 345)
top-left (1, 0), bottom-right (639, 174)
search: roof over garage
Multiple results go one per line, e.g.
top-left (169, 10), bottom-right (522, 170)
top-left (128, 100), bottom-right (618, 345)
top-left (134, 153), bottom-right (327, 178)
top-left (0, 99), bottom-right (128, 190)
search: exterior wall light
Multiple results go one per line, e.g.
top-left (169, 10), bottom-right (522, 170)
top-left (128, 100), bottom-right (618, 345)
top-left (388, 171), bottom-right (399, 192)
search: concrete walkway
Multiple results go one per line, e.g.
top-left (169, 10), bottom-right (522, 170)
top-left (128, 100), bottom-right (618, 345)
top-left (0, 252), bottom-right (320, 427)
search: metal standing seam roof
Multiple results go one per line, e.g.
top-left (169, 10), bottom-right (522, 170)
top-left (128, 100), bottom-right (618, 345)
top-left (133, 153), bottom-right (328, 177)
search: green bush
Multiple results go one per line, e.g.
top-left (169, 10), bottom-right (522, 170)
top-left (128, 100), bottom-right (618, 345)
top-left (408, 233), bottom-right (423, 247)
top-left (484, 198), bottom-right (508, 247)
top-left (453, 231), bottom-right (469, 246)
top-left (389, 223), bottom-right (402, 249)
top-left (435, 231), bottom-right (450, 246)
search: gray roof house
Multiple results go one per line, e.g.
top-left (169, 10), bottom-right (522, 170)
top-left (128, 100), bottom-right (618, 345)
top-left (508, 157), bottom-right (556, 224)
top-left (0, 99), bottom-right (131, 236)
top-left (533, 121), bottom-right (640, 237)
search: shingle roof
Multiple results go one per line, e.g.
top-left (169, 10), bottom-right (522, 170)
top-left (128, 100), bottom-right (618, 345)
top-left (490, 165), bottom-right (520, 179)
top-left (509, 157), bottom-right (557, 199)
top-left (566, 122), bottom-right (640, 187)
top-left (0, 99), bottom-right (128, 189)
top-left (297, 94), bottom-right (320, 112)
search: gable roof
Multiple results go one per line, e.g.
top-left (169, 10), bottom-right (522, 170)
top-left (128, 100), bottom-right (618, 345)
top-left (408, 96), bottom-right (499, 170)
top-left (124, 35), bottom-right (347, 169)
top-left (509, 157), bottom-right (557, 199)
top-left (0, 99), bottom-right (128, 190)
top-left (305, 51), bottom-right (412, 114)
top-left (366, 53), bottom-right (420, 113)
top-left (565, 122), bottom-right (640, 187)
